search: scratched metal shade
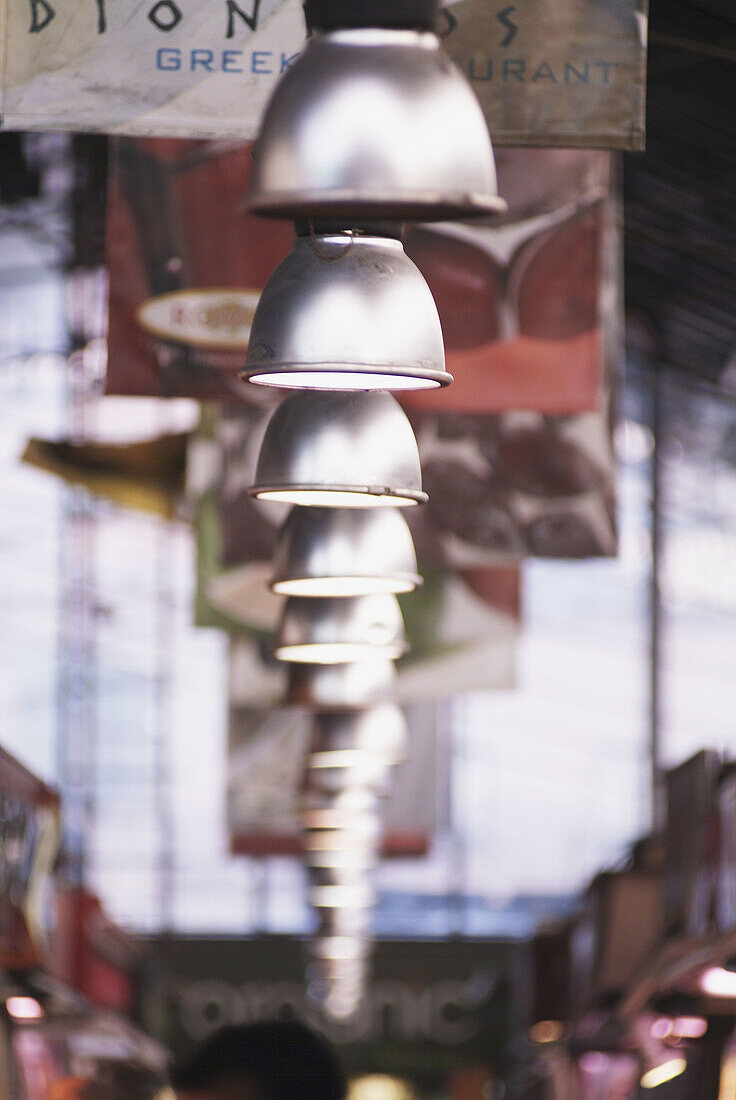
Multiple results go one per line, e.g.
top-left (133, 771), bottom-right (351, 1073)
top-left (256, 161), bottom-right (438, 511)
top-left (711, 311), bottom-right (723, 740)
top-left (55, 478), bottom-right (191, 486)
top-left (314, 904), bottom-right (374, 940)
top-left (301, 787), bottom-right (381, 829)
top-left (309, 706), bottom-right (408, 769)
top-left (241, 230), bottom-right (449, 391)
top-left (271, 507), bottom-right (421, 597)
top-left (249, 391), bottom-right (426, 508)
top-left (287, 660), bottom-right (397, 711)
top-left (274, 595), bottom-right (407, 665)
top-left (248, 26), bottom-right (506, 221)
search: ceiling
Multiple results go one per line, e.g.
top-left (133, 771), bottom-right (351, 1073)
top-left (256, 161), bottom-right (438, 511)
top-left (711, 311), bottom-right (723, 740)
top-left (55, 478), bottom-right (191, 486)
top-left (624, 0), bottom-right (736, 386)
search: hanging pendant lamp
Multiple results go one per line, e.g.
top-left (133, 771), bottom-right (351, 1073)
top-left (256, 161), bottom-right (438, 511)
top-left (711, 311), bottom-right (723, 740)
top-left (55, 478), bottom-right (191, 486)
top-left (311, 882), bottom-right (375, 909)
top-left (248, 1), bottom-right (506, 221)
top-left (271, 507), bottom-right (421, 598)
top-left (310, 935), bottom-right (371, 962)
top-left (287, 659), bottom-right (397, 711)
top-left (241, 228), bottom-right (450, 392)
top-left (305, 845), bottom-right (377, 870)
top-left (303, 816), bottom-right (382, 853)
top-left (274, 594), bottom-right (407, 665)
top-left (314, 902), bottom-right (374, 939)
top-left (309, 706), bottom-right (408, 769)
top-left (307, 758), bottom-right (394, 798)
top-left (249, 391), bottom-right (427, 508)
top-left (301, 787), bottom-right (380, 829)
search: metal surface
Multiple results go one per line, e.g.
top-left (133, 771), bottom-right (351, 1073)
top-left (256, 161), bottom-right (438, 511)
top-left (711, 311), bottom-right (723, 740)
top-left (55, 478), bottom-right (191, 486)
top-left (274, 594), bottom-right (407, 664)
top-left (301, 787), bottom-right (382, 829)
top-left (305, 846), bottom-right (378, 869)
top-left (287, 659), bottom-right (397, 711)
top-left (314, 905), bottom-right (374, 938)
top-left (310, 935), bottom-right (372, 961)
top-left (310, 883), bottom-right (375, 908)
top-left (272, 507), bottom-right (421, 597)
top-left (310, 706), bottom-right (408, 765)
top-left (242, 232), bottom-right (450, 391)
top-left (248, 28), bottom-right (505, 221)
top-left (308, 864), bottom-right (374, 890)
top-left (303, 818), bottom-right (382, 852)
top-left (250, 390), bottom-right (427, 507)
top-left (307, 758), bottom-right (395, 797)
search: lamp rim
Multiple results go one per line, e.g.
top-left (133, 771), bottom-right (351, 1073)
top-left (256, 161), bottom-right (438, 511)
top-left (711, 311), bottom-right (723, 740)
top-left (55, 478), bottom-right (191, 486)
top-left (272, 574), bottom-right (422, 597)
top-left (248, 189), bottom-right (508, 221)
top-left (249, 483), bottom-right (428, 506)
top-left (273, 640), bottom-right (409, 664)
top-left (240, 363), bottom-right (453, 388)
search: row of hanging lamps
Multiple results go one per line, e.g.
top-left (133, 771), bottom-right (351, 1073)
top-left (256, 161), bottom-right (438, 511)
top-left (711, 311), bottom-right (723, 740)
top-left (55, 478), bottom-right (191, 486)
top-left (302, 706), bottom-right (409, 1020)
top-left (242, 0), bottom-right (506, 1019)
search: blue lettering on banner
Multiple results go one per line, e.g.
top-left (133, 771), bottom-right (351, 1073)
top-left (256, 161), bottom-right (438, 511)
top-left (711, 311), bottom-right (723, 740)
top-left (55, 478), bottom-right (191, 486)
top-left (532, 61), bottom-right (557, 82)
top-left (156, 48), bottom-right (302, 74)
top-left (222, 50), bottom-right (243, 73)
top-left (466, 58), bottom-right (618, 84)
top-left (565, 61), bottom-right (589, 83)
top-left (157, 47), bottom-right (181, 71)
top-left (280, 51), bottom-right (300, 73)
top-left (251, 50), bottom-right (272, 73)
top-left (191, 49), bottom-right (215, 72)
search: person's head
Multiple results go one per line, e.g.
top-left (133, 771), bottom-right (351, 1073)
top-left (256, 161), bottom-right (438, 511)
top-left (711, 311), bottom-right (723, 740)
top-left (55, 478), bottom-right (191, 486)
top-left (170, 1020), bottom-right (346, 1100)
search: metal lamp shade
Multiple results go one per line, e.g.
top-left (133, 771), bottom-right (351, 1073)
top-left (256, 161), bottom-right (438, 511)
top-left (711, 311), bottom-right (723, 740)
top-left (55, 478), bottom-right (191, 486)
top-left (311, 882), bottom-right (375, 909)
top-left (322, 972), bottom-right (367, 1021)
top-left (310, 935), bottom-right (371, 962)
top-left (305, 845), bottom-right (378, 870)
top-left (301, 787), bottom-right (381, 830)
top-left (303, 817), bottom-right (382, 851)
top-left (287, 660), bottom-right (397, 711)
top-left (274, 595), bottom-right (407, 665)
top-left (308, 864), bottom-right (373, 891)
top-left (249, 391), bottom-right (427, 508)
top-left (310, 706), bottom-right (408, 768)
top-left (248, 28), bottom-right (506, 222)
top-left (241, 232), bottom-right (450, 392)
top-left (271, 508), bottom-right (421, 598)
top-left (315, 905), bottom-right (374, 939)
top-left (307, 759), bottom-right (394, 798)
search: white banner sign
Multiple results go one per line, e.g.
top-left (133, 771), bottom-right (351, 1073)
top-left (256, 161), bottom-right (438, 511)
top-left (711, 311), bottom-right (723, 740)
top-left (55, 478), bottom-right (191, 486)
top-left (0, 0), bottom-right (647, 147)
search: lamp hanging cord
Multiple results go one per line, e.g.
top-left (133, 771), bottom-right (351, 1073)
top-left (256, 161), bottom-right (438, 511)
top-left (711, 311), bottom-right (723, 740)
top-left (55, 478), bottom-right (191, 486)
top-left (309, 222), bottom-right (356, 261)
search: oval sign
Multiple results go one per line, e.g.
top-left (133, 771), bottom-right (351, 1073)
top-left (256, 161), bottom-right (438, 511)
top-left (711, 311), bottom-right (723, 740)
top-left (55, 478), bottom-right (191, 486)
top-left (136, 288), bottom-right (261, 350)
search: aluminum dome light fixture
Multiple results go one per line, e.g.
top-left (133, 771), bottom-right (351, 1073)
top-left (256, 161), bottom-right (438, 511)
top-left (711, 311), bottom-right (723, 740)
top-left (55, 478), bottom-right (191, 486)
top-left (306, 846), bottom-right (378, 870)
top-left (307, 758), bottom-right (395, 799)
top-left (311, 935), bottom-right (371, 962)
top-left (241, 228), bottom-right (450, 392)
top-left (301, 788), bottom-right (382, 831)
top-left (272, 508), bottom-right (422, 598)
top-left (274, 594), bottom-right (407, 665)
top-left (311, 883), bottom-right (375, 909)
top-left (309, 706), bottom-right (408, 769)
top-left (303, 817), bottom-right (382, 852)
top-left (247, 0), bottom-right (507, 222)
top-left (314, 902), bottom-right (374, 939)
top-left (287, 659), bottom-right (397, 711)
top-left (249, 391), bottom-right (427, 508)
top-left (308, 864), bottom-right (374, 891)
